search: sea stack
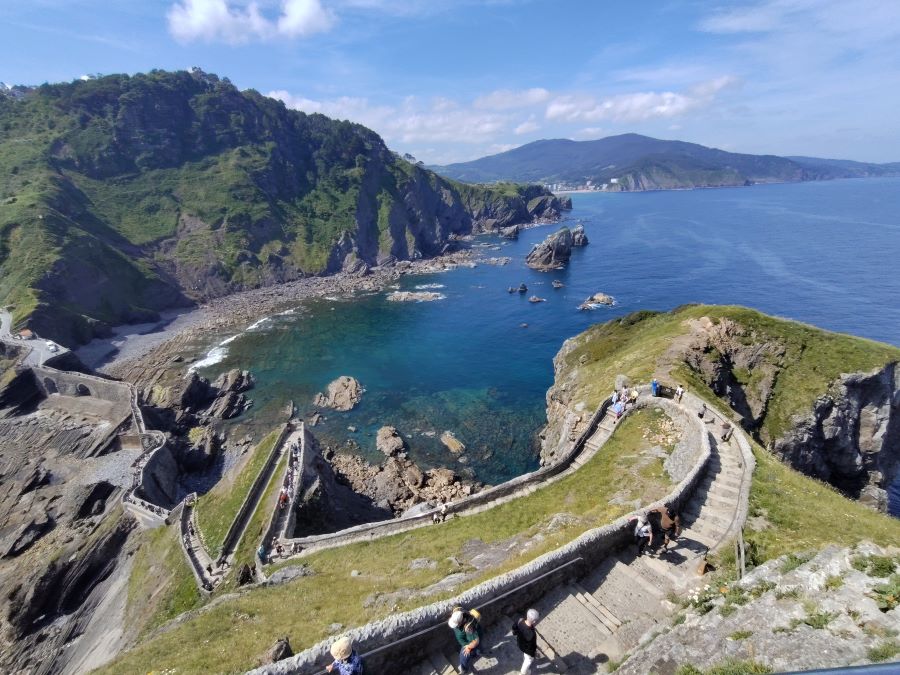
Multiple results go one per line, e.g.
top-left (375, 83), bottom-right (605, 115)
top-left (525, 226), bottom-right (574, 270)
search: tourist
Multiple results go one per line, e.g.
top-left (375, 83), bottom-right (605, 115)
top-left (512, 609), bottom-right (540, 674)
top-left (651, 379), bottom-right (659, 397)
top-left (634, 517), bottom-right (652, 557)
top-left (721, 422), bottom-right (733, 442)
top-left (610, 390), bottom-right (618, 405)
top-left (275, 542), bottom-right (284, 557)
top-left (441, 503), bottom-right (448, 521)
top-left (613, 400), bottom-right (625, 422)
top-left (675, 385), bottom-right (684, 402)
top-left (629, 388), bottom-right (638, 406)
top-left (449, 607), bottom-right (483, 673)
top-left (325, 636), bottom-right (364, 674)
top-left (257, 544), bottom-right (267, 563)
top-left (651, 505), bottom-right (682, 556)
top-left (698, 403), bottom-right (707, 420)
top-left (206, 563), bottom-right (213, 575)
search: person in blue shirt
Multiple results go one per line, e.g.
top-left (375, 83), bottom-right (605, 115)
top-left (326, 636), bottom-right (364, 675)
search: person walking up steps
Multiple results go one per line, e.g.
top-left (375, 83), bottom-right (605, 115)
top-left (650, 505), bottom-right (682, 556)
top-left (449, 607), bottom-right (484, 673)
top-left (633, 516), bottom-right (652, 557)
top-left (326, 636), bottom-right (364, 674)
top-left (675, 384), bottom-right (684, 403)
top-left (512, 609), bottom-right (540, 674)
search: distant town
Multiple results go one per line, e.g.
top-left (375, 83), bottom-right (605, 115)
top-left (545, 178), bottom-right (620, 192)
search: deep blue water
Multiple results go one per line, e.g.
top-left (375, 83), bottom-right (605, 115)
top-left (197, 178), bottom-right (900, 508)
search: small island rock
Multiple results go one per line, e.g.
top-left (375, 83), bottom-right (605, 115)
top-left (440, 430), bottom-right (466, 454)
top-left (572, 223), bottom-right (589, 247)
top-left (376, 425), bottom-right (406, 457)
top-left (578, 292), bottom-right (616, 310)
top-left (313, 376), bottom-right (364, 411)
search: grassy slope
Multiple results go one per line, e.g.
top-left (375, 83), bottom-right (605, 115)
top-left (194, 429), bottom-right (280, 557)
top-left (562, 304), bottom-right (900, 444)
top-left (100, 408), bottom-right (677, 674)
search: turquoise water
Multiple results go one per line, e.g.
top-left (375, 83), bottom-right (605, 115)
top-left (198, 178), bottom-right (900, 497)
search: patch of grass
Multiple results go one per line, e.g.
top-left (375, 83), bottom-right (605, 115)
top-left (775, 588), bottom-right (801, 600)
top-left (97, 409), bottom-right (677, 674)
top-left (780, 552), bottom-right (813, 574)
top-left (677, 660), bottom-right (772, 675)
top-left (867, 641), bottom-right (900, 663)
top-left (194, 429), bottom-right (280, 557)
top-left (126, 521), bottom-right (203, 637)
top-left (852, 555), bottom-right (898, 578)
top-left (729, 630), bottom-right (753, 640)
top-left (743, 445), bottom-right (900, 566)
top-left (824, 574), bottom-right (844, 591)
top-left (800, 610), bottom-right (836, 630)
top-left (870, 574), bottom-right (900, 612)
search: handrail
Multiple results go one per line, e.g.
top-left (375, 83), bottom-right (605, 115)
top-left (308, 557), bottom-right (585, 675)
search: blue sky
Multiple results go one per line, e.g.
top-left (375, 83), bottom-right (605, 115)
top-left (2, 0), bottom-right (899, 164)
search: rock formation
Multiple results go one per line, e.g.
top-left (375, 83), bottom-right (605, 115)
top-left (386, 291), bottom-right (444, 302)
top-left (525, 227), bottom-right (574, 270)
top-left (578, 292), bottom-right (615, 310)
top-left (313, 376), bottom-right (364, 412)
top-left (618, 543), bottom-right (900, 675)
top-left (499, 225), bottom-right (520, 239)
top-left (376, 426), bottom-right (406, 457)
top-left (572, 223), bottom-right (589, 246)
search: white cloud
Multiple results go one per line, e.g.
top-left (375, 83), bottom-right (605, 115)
top-left (514, 117), bottom-right (540, 135)
top-left (474, 87), bottom-right (550, 110)
top-left (167, 0), bottom-right (333, 44)
top-left (545, 77), bottom-right (736, 123)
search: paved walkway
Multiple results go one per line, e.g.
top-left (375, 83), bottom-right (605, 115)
top-left (412, 400), bottom-right (751, 675)
top-left (0, 307), bottom-right (68, 365)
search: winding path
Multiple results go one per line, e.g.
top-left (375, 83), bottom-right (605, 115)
top-left (412, 392), bottom-right (753, 675)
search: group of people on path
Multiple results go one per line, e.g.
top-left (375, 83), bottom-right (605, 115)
top-left (321, 606), bottom-right (541, 675)
top-left (609, 386), bottom-right (638, 421)
top-left (633, 505), bottom-right (682, 558)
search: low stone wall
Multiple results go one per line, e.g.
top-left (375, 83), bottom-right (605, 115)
top-left (281, 426), bottom-right (309, 539)
top-left (32, 364), bottom-right (133, 411)
top-left (218, 422), bottom-right (291, 561)
top-left (278, 397), bottom-right (614, 555)
top-left (249, 394), bottom-right (714, 675)
top-left (179, 495), bottom-right (212, 595)
top-left (257, 424), bottom-right (305, 565)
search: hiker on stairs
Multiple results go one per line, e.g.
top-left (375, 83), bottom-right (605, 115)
top-left (633, 517), bottom-right (652, 557)
top-left (512, 609), bottom-right (540, 674)
top-left (449, 607), bottom-right (484, 674)
top-left (650, 505), bottom-right (682, 556)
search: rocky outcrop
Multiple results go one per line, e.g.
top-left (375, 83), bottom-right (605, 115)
top-left (440, 431), bottom-right (466, 454)
top-left (571, 223), bottom-right (589, 247)
top-left (773, 364), bottom-right (900, 511)
top-left (329, 446), bottom-right (480, 516)
top-left (578, 292), bottom-right (615, 310)
top-left (313, 376), bottom-right (364, 412)
top-left (386, 291), bottom-right (444, 303)
top-left (499, 225), bottom-right (520, 240)
top-left (376, 426), bottom-right (406, 457)
top-left (525, 227), bottom-right (574, 271)
top-left (618, 543), bottom-right (900, 675)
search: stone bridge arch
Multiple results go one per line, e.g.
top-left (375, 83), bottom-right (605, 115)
top-left (75, 383), bottom-right (91, 396)
top-left (43, 377), bottom-right (58, 394)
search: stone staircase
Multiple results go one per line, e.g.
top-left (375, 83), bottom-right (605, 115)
top-left (411, 406), bottom-right (750, 674)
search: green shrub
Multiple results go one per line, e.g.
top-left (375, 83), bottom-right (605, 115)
top-left (867, 641), bottom-right (900, 663)
top-left (870, 574), bottom-right (900, 612)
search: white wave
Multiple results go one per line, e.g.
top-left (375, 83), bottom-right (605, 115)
top-left (325, 295), bottom-right (342, 301)
top-left (278, 308), bottom-right (297, 316)
top-left (246, 316), bottom-right (271, 331)
top-left (190, 346), bottom-right (228, 371)
top-left (414, 283), bottom-right (446, 290)
top-left (219, 334), bottom-right (239, 346)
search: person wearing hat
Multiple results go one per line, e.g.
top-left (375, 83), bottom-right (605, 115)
top-left (326, 635), bottom-right (364, 674)
top-left (448, 606), bottom-right (483, 673)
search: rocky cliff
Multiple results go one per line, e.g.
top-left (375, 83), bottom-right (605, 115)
top-left (538, 306), bottom-right (900, 512)
top-left (0, 69), bottom-right (569, 346)
top-left (525, 226), bottom-right (575, 270)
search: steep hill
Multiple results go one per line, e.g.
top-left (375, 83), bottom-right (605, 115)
top-left (432, 134), bottom-right (900, 189)
top-left (0, 70), bottom-right (566, 345)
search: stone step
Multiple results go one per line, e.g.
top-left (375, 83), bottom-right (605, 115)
top-left (679, 526), bottom-right (718, 549)
top-left (684, 505), bottom-right (733, 529)
top-left (428, 650), bottom-right (457, 675)
top-left (685, 491), bottom-right (733, 511)
top-left (410, 657), bottom-right (440, 675)
top-left (568, 585), bottom-right (615, 634)
top-left (572, 582), bottom-right (621, 627)
top-left (600, 556), bottom-right (667, 600)
top-left (698, 476), bottom-right (740, 496)
top-left (684, 519), bottom-right (728, 543)
top-left (534, 587), bottom-right (615, 659)
top-left (631, 555), bottom-right (681, 589)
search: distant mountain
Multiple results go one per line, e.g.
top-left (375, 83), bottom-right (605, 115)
top-left (0, 70), bottom-right (566, 345)
top-left (431, 134), bottom-right (900, 190)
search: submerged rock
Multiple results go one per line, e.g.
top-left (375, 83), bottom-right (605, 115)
top-left (386, 291), bottom-right (445, 302)
top-left (376, 425), bottom-right (406, 457)
top-left (440, 430), bottom-right (466, 454)
top-left (526, 227), bottom-right (574, 270)
top-left (313, 376), bottom-right (364, 411)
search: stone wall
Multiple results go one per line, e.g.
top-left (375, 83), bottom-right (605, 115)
top-left (248, 395), bottom-right (715, 675)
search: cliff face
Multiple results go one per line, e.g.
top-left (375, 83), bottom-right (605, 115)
top-left (773, 365), bottom-right (900, 511)
top-left (0, 70), bottom-right (568, 345)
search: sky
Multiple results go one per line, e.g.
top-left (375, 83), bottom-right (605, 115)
top-left (1, 0), bottom-right (899, 164)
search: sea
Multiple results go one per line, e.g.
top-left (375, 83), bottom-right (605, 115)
top-left (192, 178), bottom-right (900, 513)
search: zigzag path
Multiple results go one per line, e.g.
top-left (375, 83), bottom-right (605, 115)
top-left (414, 398), bottom-right (751, 675)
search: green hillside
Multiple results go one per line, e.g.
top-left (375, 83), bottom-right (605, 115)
top-left (0, 70), bottom-right (564, 345)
